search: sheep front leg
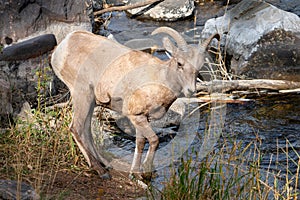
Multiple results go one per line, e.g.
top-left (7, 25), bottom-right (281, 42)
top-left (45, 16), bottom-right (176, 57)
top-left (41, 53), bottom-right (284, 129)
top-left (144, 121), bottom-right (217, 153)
top-left (129, 115), bottom-right (159, 180)
top-left (142, 133), bottom-right (159, 180)
top-left (70, 84), bottom-right (110, 176)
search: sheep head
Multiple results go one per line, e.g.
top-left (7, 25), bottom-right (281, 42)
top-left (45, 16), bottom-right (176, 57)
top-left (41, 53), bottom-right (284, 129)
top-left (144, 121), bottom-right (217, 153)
top-left (152, 26), bottom-right (220, 72)
top-left (149, 27), bottom-right (194, 97)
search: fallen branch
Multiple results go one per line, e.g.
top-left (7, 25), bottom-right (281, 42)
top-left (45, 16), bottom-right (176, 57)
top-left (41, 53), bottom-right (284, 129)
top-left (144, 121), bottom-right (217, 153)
top-left (94, 0), bottom-right (164, 16)
top-left (197, 79), bottom-right (300, 93)
top-left (189, 96), bottom-right (252, 104)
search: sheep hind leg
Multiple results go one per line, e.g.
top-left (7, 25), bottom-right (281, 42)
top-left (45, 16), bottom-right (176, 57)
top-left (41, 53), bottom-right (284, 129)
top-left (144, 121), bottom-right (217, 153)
top-left (129, 136), bottom-right (146, 180)
top-left (70, 85), bottom-right (111, 176)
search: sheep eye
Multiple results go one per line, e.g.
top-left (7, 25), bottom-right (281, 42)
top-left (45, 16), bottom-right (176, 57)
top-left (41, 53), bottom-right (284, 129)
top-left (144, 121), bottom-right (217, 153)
top-left (177, 58), bottom-right (185, 69)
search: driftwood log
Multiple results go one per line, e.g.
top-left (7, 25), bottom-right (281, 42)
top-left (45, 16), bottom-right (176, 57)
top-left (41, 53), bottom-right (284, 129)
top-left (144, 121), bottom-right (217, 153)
top-left (197, 79), bottom-right (300, 93)
top-left (193, 79), bottom-right (300, 103)
top-left (0, 34), bottom-right (57, 61)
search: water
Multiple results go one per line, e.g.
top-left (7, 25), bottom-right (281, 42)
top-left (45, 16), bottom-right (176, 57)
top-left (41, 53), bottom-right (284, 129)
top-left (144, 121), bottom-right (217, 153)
top-left (224, 94), bottom-right (300, 174)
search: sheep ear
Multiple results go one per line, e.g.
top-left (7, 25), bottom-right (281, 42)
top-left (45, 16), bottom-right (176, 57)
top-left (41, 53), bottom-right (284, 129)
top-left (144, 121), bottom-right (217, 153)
top-left (162, 37), bottom-right (176, 55)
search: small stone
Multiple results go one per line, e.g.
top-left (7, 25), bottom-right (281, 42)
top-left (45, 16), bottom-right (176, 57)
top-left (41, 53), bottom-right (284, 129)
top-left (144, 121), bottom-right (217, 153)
top-left (100, 173), bottom-right (112, 180)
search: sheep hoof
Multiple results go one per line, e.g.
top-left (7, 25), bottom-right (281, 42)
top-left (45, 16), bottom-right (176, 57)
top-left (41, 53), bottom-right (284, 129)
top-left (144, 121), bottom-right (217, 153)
top-left (129, 172), bottom-right (143, 181)
top-left (129, 173), bottom-right (148, 189)
top-left (141, 172), bottom-right (153, 182)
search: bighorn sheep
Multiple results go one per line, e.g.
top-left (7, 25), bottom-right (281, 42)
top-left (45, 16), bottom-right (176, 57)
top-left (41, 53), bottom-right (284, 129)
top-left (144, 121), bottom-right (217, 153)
top-left (51, 27), bottom-right (219, 179)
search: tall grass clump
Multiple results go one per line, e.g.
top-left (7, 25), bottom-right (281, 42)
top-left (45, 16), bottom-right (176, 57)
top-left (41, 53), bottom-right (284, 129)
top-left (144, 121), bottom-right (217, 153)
top-left (0, 60), bottom-right (86, 198)
top-left (158, 136), bottom-right (300, 200)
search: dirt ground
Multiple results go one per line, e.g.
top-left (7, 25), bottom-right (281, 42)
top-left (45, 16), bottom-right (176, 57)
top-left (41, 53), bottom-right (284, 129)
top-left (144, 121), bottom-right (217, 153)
top-left (43, 170), bottom-right (147, 200)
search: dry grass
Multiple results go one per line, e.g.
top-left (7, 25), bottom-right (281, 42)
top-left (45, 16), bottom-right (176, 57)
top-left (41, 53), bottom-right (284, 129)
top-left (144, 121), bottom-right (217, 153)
top-left (157, 136), bottom-right (300, 200)
top-left (0, 61), bottom-right (89, 199)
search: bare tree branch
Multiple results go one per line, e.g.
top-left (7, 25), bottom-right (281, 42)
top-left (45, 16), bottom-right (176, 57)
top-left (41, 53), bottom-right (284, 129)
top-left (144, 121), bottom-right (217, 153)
top-left (94, 0), bottom-right (164, 16)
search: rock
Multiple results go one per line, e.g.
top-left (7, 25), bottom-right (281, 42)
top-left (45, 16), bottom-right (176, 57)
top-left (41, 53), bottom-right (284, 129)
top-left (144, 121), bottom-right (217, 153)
top-left (0, 0), bottom-right (91, 44)
top-left (0, 180), bottom-right (39, 200)
top-left (201, 0), bottom-right (300, 80)
top-left (241, 29), bottom-right (300, 80)
top-left (124, 38), bottom-right (159, 51)
top-left (265, 0), bottom-right (300, 16)
top-left (221, 0), bottom-right (300, 16)
top-left (0, 53), bottom-right (64, 118)
top-left (222, 0), bottom-right (242, 5)
top-left (0, 34), bottom-right (57, 61)
top-left (100, 173), bottom-right (112, 180)
top-left (126, 0), bottom-right (195, 21)
top-left (0, 78), bottom-right (12, 113)
top-left (0, 78), bottom-right (13, 127)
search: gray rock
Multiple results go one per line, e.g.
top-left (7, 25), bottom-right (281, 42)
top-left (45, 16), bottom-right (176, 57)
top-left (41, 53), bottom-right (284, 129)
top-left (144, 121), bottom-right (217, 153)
top-left (0, 0), bottom-right (91, 44)
top-left (0, 78), bottom-right (12, 113)
top-left (201, 0), bottom-right (300, 80)
top-left (0, 180), bottom-right (39, 200)
top-left (100, 172), bottom-right (112, 180)
top-left (239, 29), bottom-right (300, 80)
top-left (0, 53), bottom-right (62, 119)
top-left (0, 78), bottom-right (12, 127)
top-left (124, 38), bottom-right (159, 51)
top-left (265, 0), bottom-right (300, 16)
top-left (126, 0), bottom-right (195, 21)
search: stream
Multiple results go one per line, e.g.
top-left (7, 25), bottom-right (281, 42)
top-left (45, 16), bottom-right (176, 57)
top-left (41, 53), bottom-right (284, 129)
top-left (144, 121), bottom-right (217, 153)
top-left (224, 94), bottom-right (300, 173)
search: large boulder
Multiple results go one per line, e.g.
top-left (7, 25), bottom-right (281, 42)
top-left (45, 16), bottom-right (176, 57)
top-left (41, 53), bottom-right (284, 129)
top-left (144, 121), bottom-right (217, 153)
top-left (201, 0), bottom-right (300, 80)
top-left (126, 0), bottom-right (195, 21)
top-left (0, 0), bottom-right (91, 45)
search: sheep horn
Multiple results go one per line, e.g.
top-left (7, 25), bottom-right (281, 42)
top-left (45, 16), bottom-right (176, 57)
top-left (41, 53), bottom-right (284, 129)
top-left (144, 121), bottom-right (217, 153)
top-left (199, 33), bottom-right (220, 52)
top-left (151, 27), bottom-right (188, 52)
